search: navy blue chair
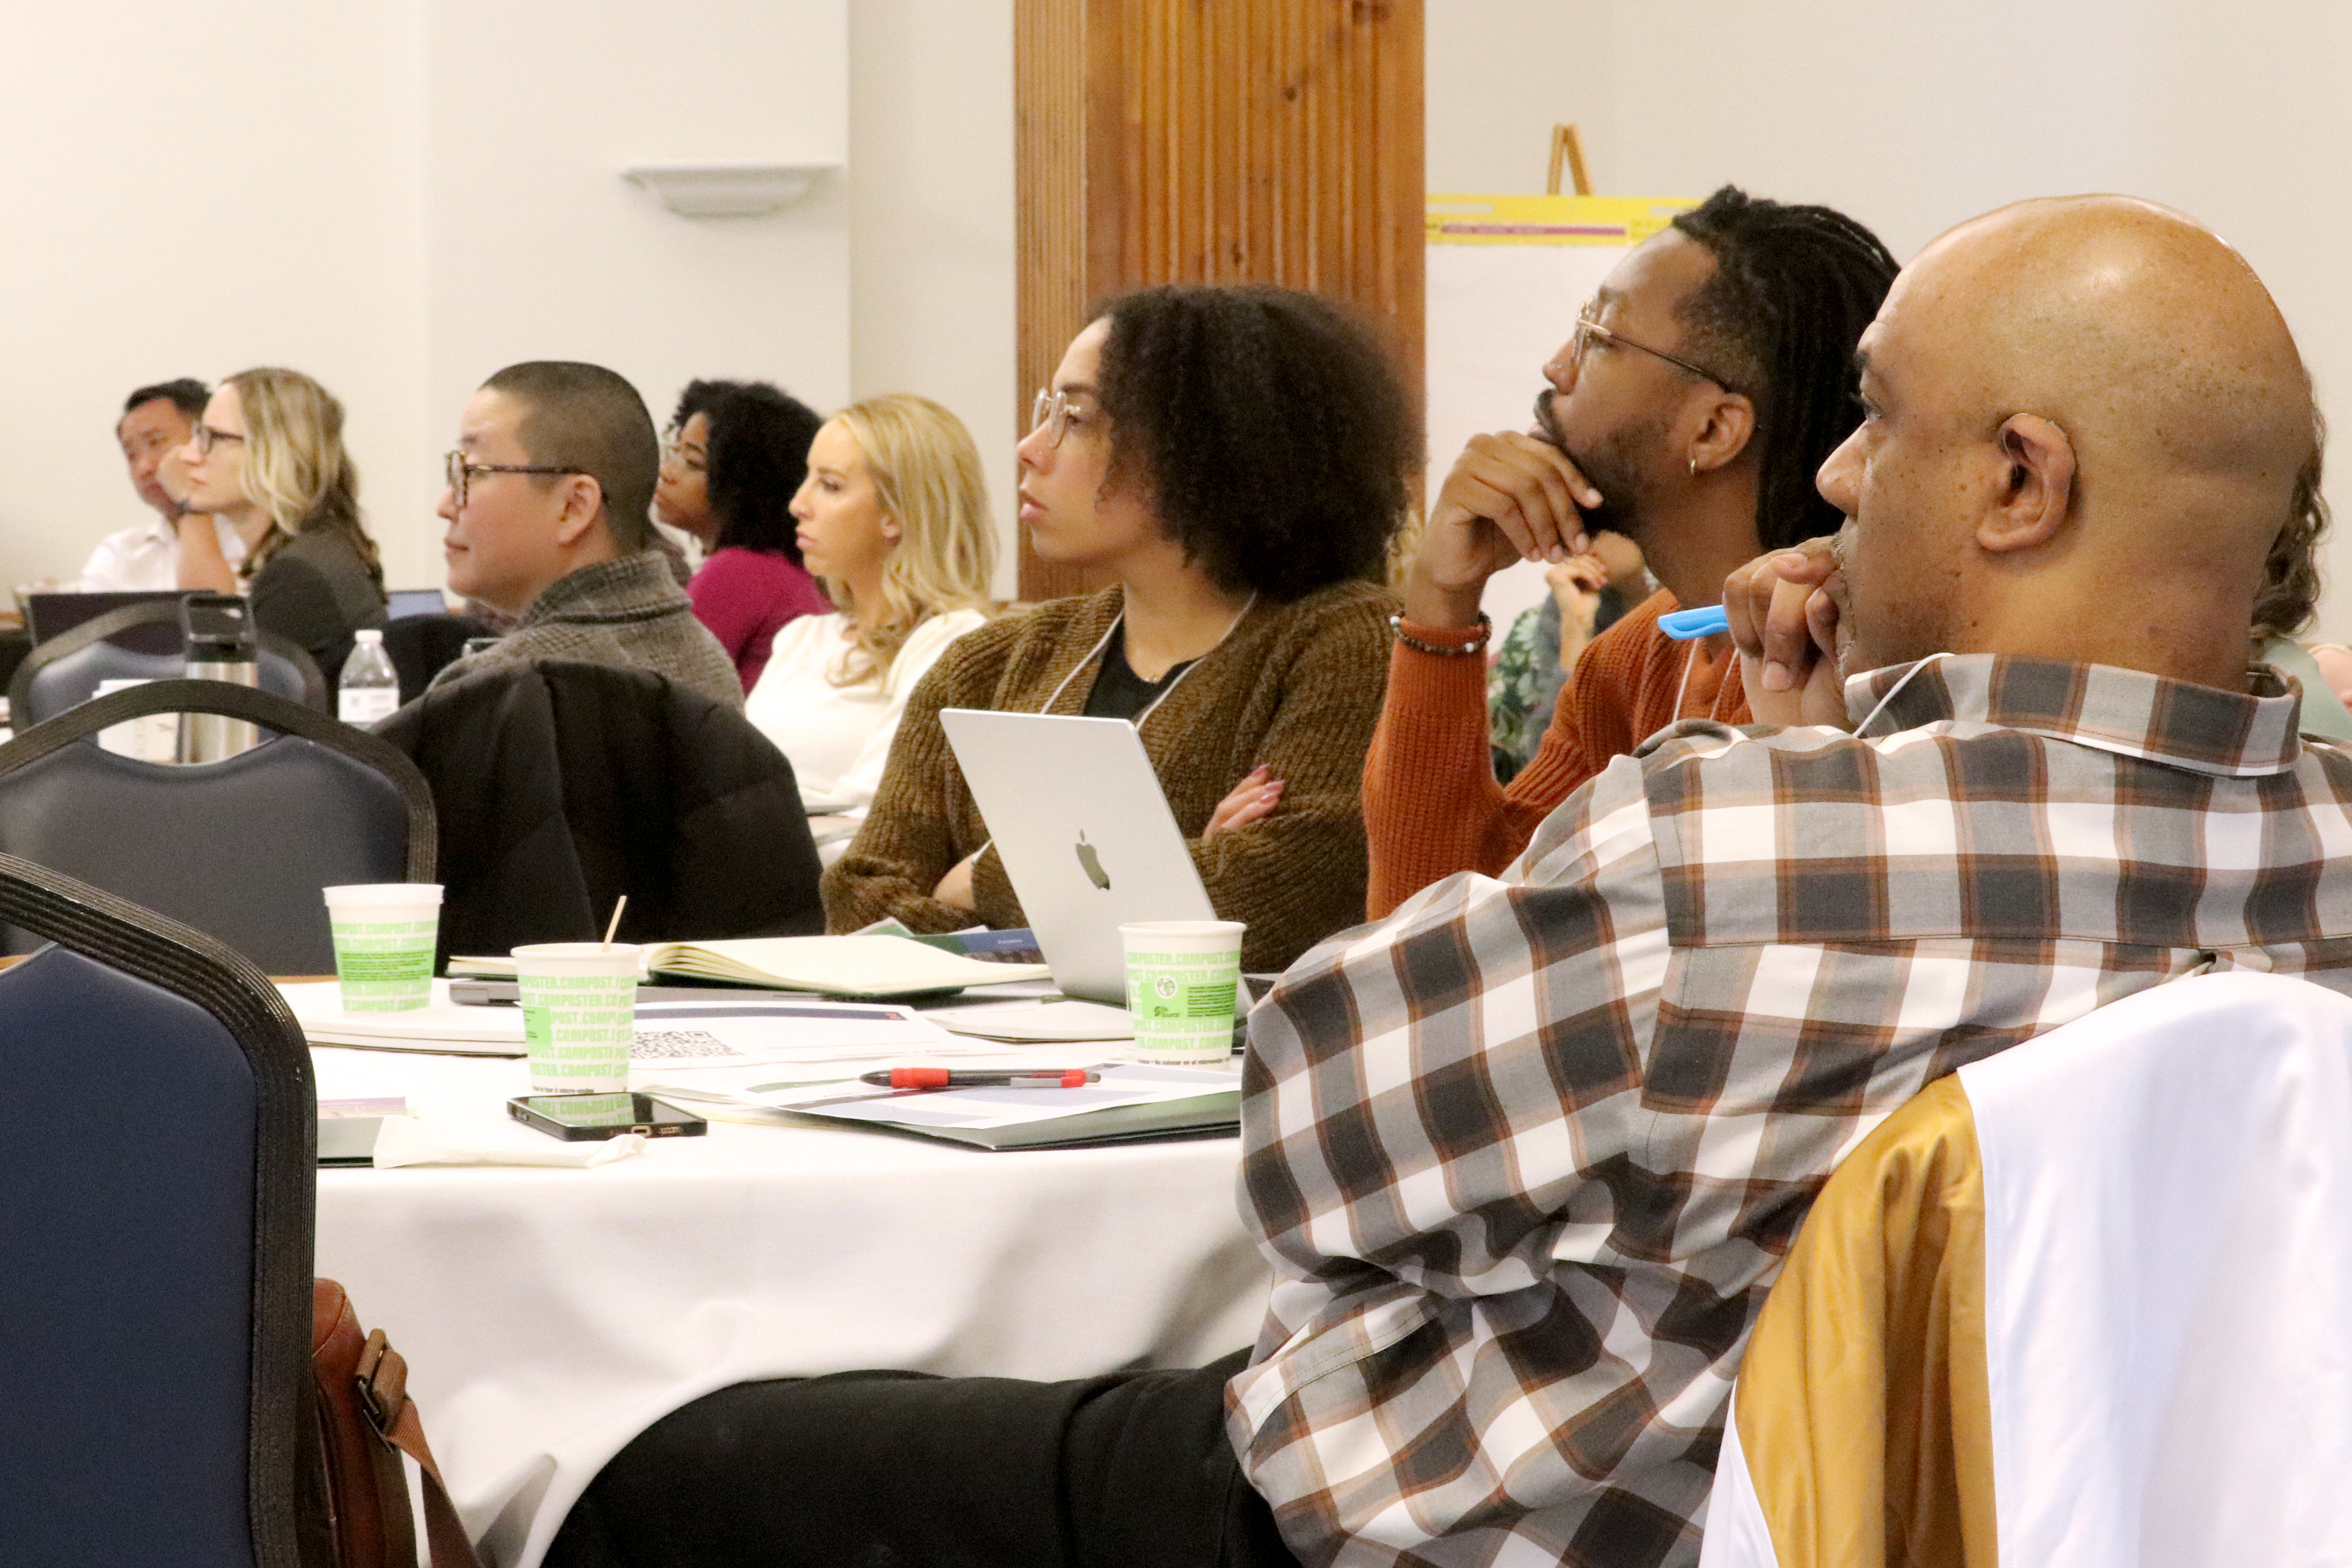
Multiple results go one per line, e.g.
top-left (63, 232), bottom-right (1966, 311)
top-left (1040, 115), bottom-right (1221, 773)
top-left (11, 598), bottom-right (328, 728)
top-left (0, 680), bottom-right (435, 974)
top-left (0, 851), bottom-right (315, 1565)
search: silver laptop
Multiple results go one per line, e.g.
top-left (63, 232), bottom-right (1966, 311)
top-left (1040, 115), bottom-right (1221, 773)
top-left (939, 709), bottom-right (1216, 1004)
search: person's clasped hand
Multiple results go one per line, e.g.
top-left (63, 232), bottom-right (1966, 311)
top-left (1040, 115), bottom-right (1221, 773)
top-left (933, 850), bottom-right (980, 912)
top-left (1205, 764), bottom-right (1281, 836)
top-left (1722, 535), bottom-right (1851, 729)
top-left (1404, 424), bottom-right (1600, 627)
top-left (1545, 553), bottom-right (1611, 634)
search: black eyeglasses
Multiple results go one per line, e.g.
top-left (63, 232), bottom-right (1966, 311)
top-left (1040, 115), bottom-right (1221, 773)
top-left (1559, 300), bottom-right (1739, 393)
top-left (191, 423), bottom-right (245, 456)
top-left (445, 450), bottom-right (587, 509)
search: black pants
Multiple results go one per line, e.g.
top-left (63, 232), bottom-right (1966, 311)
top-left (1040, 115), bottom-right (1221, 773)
top-left (546, 1349), bottom-right (1299, 1568)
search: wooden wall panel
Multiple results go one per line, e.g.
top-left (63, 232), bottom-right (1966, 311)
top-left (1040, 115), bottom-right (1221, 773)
top-left (1014, 0), bottom-right (1424, 601)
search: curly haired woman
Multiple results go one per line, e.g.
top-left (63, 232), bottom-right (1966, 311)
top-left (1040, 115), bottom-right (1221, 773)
top-left (656, 379), bottom-right (832, 690)
top-left (821, 284), bottom-right (1417, 972)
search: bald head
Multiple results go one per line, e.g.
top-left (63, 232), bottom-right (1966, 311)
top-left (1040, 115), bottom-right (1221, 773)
top-left (1821, 195), bottom-right (2323, 690)
top-left (1920, 197), bottom-right (2308, 503)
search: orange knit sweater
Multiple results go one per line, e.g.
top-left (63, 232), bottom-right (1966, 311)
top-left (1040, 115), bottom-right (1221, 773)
top-left (1363, 588), bottom-right (1751, 918)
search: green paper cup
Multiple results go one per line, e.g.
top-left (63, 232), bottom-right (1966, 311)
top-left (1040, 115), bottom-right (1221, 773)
top-left (323, 883), bottom-right (442, 1013)
top-left (513, 942), bottom-right (644, 1094)
top-left (1120, 920), bottom-right (1246, 1067)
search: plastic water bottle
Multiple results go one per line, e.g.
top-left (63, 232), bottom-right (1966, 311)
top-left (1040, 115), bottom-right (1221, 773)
top-left (339, 629), bottom-right (400, 725)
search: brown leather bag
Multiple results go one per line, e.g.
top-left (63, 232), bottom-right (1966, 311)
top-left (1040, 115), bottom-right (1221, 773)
top-left (310, 1279), bottom-right (484, 1568)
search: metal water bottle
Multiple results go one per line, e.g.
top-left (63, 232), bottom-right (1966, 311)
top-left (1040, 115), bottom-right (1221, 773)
top-left (178, 592), bottom-right (260, 763)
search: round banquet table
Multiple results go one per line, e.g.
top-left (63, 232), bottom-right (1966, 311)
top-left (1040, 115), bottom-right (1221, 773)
top-left (311, 1047), bottom-right (1272, 1568)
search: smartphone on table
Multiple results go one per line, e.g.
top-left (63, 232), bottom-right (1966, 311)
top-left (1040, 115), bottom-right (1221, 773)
top-left (507, 1093), bottom-right (707, 1141)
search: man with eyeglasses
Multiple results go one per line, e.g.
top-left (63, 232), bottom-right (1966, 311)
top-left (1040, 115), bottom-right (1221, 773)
top-left (1228, 192), bottom-right (2351, 1568)
top-left (76, 379), bottom-right (247, 592)
top-left (429, 360), bottom-right (742, 709)
top-left (1364, 186), bottom-right (1898, 917)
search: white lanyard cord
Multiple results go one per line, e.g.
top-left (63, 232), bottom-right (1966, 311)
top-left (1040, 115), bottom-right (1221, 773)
top-left (1672, 639), bottom-right (1733, 724)
top-left (1039, 611), bottom-right (1125, 717)
top-left (1039, 593), bottom-right (1258, 731)
top-left (1851, 651), bottom-right (1952, 739)
top-left (965, 591), bottom-right (1257, 871)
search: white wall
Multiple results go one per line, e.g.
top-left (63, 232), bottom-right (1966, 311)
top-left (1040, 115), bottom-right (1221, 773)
top-left (0, 0), bottom-right (851, 598)
top-left (847, 0), bottom-right (1021, 598)
top-left (0, 1), bottom-right (432, 591)
top-left (1428, 0), bottom-right (2352, 640)
top-left (1426, 1), bottom-right (1613, 197)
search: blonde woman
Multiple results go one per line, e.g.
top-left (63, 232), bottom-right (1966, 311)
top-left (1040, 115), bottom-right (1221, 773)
top-left (174, 368), bottom-right (389, 682)
top-left (742, 394), bottom-right (996, 830)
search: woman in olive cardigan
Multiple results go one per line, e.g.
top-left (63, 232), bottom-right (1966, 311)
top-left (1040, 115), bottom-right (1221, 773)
top-left (820, 285), bottom-right (1418, 973)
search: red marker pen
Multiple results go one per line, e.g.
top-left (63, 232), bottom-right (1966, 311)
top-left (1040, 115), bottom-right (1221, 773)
top-left (859, 1068), bottom-right (1101, 1090)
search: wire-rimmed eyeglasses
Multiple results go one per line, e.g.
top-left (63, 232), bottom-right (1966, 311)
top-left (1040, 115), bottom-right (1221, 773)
top-left (659, 424), bottom-right (707, 473)
top-left (1028, 389), bottom-right (1096, 450)
top-left (1562, 300), bottom-right (1738, 393)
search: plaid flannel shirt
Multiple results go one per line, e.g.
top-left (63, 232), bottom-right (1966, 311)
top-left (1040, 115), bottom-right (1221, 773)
top-left (1231, 654), bottom-right (2352, 1568)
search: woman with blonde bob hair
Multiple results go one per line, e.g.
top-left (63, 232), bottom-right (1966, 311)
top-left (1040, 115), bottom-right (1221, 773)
top-left (175, 367), bottom-right (389, 681)
top-left (742, 393), bottom-right (996, 831)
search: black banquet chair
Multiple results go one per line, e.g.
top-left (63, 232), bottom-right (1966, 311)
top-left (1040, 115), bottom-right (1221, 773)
top-left (11, 596), bottom-right (328, 728)
top-left (0, 680), bottom-right (435, 974)
top-left (0, 852), bottom-right (315, 1565)
top-left (376, 657), bottom-right (822, 964)
top-left (380, 611), bottom-right (497, 704)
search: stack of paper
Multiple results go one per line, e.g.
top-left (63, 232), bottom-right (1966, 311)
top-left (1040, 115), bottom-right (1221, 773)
top-left (450, 935), bottom-right (1050, 998)
top-left (923, 998), bottom-right (1135, 1043)
top-left (279, 982), bottom-right (996, 1067)
top-left (283, 982), bottom-right (525, 1056)
top-left (660, 1062), bottom-right (1243, 1151)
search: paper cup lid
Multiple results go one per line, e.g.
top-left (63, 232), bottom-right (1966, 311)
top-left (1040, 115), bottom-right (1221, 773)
top-left (1119, 920), bottom-right (1245, 938)
top-left (322, 883), bottom-right (444, 907)
top-left (511, 942), bottom-right (647, 977)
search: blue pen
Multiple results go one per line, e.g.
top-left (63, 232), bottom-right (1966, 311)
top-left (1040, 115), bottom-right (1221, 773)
top-left (1657, 604), bottom-right (1729, 640)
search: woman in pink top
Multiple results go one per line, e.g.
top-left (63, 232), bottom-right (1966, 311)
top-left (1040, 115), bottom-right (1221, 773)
top-left (657, 380), bottom-right (834, 690)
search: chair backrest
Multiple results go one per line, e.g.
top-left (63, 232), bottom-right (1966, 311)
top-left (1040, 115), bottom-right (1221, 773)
top-left (0, 853), bottom-right (315, 1567)
top-left (0, 679), bottom-right (436, 974)
top-left (375, 657), bottom-right (821, 963)
top-left (24, 587), bottom-right (185, 645)
top-left (1701, 971), bottom-right (2352, 1568)
top-left (379, 611), bottom-right (495, 704)
top-left (11, 598), bottom-right (328, 728)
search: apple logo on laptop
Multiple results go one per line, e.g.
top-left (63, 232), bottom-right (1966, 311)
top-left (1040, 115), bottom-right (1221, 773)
top-left (1074, 831), bottom-right (1111, 891)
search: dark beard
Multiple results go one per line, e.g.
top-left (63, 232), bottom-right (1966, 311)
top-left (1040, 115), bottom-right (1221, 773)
top-left (1532, 386), bottom-right (1654, 543)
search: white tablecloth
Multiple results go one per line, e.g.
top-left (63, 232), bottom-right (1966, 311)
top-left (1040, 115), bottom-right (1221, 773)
top-left (311, 1048), bottom-right (1272, 1568)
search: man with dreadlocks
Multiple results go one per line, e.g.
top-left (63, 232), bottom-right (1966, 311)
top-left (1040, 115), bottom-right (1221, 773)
top-left (1365, 186), bottom-right (1897, 917)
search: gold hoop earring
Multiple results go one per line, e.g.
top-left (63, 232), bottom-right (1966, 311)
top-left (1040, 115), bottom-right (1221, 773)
top-left (1688, 455), bottom-right (1699, 478)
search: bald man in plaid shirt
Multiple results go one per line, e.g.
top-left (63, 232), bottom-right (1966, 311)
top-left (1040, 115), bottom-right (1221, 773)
top-left (546, 197), bottom-right (2347, 1568)
top-left (1230, 196), bottom-right (2352, 1568)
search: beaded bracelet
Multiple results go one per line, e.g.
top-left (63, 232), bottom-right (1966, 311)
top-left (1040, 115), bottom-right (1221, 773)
top-left (1389, 612), bottom-right (1491, 656)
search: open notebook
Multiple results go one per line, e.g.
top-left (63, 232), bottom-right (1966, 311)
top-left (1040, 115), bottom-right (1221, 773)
top-left (447, 934), bottom-right (1050, 999)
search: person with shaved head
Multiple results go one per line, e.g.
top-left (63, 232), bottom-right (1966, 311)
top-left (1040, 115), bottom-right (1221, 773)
top-left (430, 360), bottom-right (742, 708)
top-left (538, 200), bottom-right (2352, 1568)
top-left (1219, 195), bottom-right (2352, 1567)
top-left (1730, 193), bottom-right (2324, 720)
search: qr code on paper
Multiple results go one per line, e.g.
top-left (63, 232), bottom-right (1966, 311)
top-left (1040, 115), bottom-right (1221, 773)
top-left (630, 1029), bottom-right (740, 1061)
